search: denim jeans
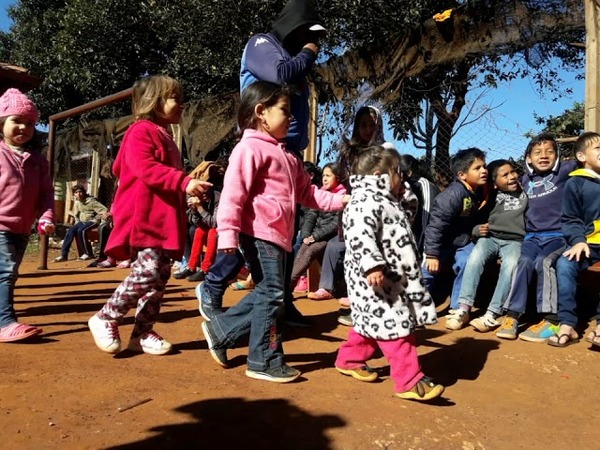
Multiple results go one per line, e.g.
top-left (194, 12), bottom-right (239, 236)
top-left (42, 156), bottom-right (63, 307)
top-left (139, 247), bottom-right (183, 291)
top-left (61, 221), bottom-right (96, 258)
top-left (210, 235), bottom-right (286, 371)
top-left (458, 237), bottom-right (521, 315)
top-left (556, 247), bottom-right (600, 327)
top-left (319, 236), bottom-right (346, 292)
top-left (0, 232), bottom-right (29, 327)
top-left (422, 242), bottom-right (474, 309)
top-left (202, 249), bottom-right (246, 308)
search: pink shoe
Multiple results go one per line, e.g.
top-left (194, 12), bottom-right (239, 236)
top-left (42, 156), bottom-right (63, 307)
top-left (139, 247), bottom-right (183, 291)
top-left (338, 297), bottom-right (350, 307)
top-left (0, 322), bottom-right (42, 342)
top-left (307, 288), bottom-right (333, 300)
top-left (294, 276), bottom-right (308, 293)
top-left (117, 260), bottom-right (131, 268)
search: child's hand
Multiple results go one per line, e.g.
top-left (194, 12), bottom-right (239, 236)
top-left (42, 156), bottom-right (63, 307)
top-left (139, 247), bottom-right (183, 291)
top-left (366, 267), bottom-right (384, 287)
top-left (478, 223), bottom-right (490, 236)
top-left (563, 242), bottom-right (590, 261)
top-left (38, 220), bottom-right (55, 235)
top-left (186, 179), bottom-right (212, 197)
top-left (426, 256), bottom-right (440, 274)
top-left (342, 195), bottom-right (351, 205)
top-left (303, 236), bottom-right (315, 245)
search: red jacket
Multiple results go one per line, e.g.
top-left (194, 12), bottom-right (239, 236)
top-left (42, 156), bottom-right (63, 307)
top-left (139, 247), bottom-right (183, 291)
top-left (106, 120), bottom-right (191, 261)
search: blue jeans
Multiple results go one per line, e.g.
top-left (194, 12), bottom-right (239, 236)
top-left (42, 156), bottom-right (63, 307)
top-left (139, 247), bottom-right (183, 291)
top-left (458, 237), bottom-right (521, 315)
top-left (210, 235), bottom-right (286, 371)
top-left (422, 243), bottom-right (474, 309)
top-left (504, 236), bottom-right (566, 315)
top-left (202, 249), bottom-right (246, 308)
top-left (0, 232), bottom-right (29, 327)
top-left (556, 247), bottom-right (600, 327)
top-left (61, 221), bottom-right (97, 258)
top-left (319, 236), bottom-right (346, 292)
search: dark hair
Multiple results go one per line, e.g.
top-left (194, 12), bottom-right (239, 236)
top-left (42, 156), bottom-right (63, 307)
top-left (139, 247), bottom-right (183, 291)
top-left (487, 159), bottom-right (515, 182)
top-left (237, 81), bottom-right (292, 132)
top-left (352, 145), bottom-right (401, 178)
top-left (400, 154), bottom-right (423, 182)
top-left (323, 162), bottom-right (341, 180)
top-left (72, 184), bottom-right (86, 194)
top-left (525, 132), bottom-right (558, 156)
top-left (303, 161), bottom-right (322, 187)
top-left (452, 148), bottom-right (486, 175)
top-left (575, 132), bottom-right (600, 163)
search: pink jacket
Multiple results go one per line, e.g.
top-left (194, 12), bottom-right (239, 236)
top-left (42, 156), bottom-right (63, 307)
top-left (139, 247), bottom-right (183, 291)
top-left (106, 120), bottom-right (192, 261)
top-left (0, 141), bottom-right (54, 234)
top-left (217, 129), bottom-right (345, 252)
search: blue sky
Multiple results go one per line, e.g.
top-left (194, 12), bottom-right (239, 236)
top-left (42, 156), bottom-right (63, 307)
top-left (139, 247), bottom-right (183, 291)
top-left (1, 0), bottom-right (584, 161)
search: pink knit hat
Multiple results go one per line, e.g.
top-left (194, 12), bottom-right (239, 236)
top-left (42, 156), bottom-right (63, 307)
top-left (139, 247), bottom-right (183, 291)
top-left (0, 88), bottom-right (39, 122)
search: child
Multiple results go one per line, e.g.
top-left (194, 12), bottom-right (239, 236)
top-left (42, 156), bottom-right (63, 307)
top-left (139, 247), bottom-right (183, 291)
top-left (497, 134), bottom-right (577, 341)
top-left (447, 159), bottom-right (528, 331)
top-left (548, 132), bottom-right (600, 348)
top-left (88, 75), bottom-right (211, 355)
top-left (290, 162), bottom-right (346, 292)
top-left (0, 88), bottom-right (55, 342)
top-left (423, 148), bottom-right (489, 316)
top-left (200, 80), bottom-right (348, 383)
top-left (335, 145), bottom-right (443, 401)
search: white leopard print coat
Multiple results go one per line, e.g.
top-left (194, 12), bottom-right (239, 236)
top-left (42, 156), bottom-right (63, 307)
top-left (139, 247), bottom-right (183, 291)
top-left (343, 174), bottom-right (438, 340)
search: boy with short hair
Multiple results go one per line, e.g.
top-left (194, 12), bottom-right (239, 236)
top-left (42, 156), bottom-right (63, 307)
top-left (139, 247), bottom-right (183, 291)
top-left (497, 133), bottom-right (577, 341)
top-left (547, 132), bottom-right (600, 348)
top-left (446, 159), bottom-right (528, 330)
top-left (423, 148), bottom-right (489, 313)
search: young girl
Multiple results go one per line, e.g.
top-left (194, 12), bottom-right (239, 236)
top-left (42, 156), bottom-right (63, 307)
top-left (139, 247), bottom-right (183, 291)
top-left (200, 80), bottom-right (348, 383)
top-left (88, 75), bottom-right (211, 355)
top-left (0, 88), bottom-right (55, 342)
top-left (335, 145), bottom-right (444, 401)
top-left (290, 162), bottom-right (346, 292)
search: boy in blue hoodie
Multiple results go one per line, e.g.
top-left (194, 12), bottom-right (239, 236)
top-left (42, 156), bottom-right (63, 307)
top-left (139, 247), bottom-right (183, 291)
top-left (423, 148), bottom-right (489, 315)
top-left (497, 133), bottom-right (577, 341)
top-left (547, 132), bottom-right (600, 349)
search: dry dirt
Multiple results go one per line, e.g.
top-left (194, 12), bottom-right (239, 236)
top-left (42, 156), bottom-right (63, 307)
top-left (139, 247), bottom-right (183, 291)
top-left (1, 252), bottom-right (599, 450)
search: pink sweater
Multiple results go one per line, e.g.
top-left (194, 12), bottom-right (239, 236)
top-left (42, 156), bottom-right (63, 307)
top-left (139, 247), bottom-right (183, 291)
top-left (217, 129), bottom-right (345, 252)
top-left (106, 120), bottom-right (192, 261)
top-left (0, 141), bottom-right (54, 234)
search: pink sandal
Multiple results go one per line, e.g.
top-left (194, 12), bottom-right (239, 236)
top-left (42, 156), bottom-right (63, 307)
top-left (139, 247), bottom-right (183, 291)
top-left (338, 297), bottom-right (350, 307)
top-left (0, 322), bottom-right (43, 342)
top-left (307, 288), bottom-right (334, 300)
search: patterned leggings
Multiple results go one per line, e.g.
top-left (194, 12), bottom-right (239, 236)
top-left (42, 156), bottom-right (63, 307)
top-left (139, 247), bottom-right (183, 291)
top-left (99, 248), bottom-right (171, 336)
top-left (290, 241), bottom-right (328, 288)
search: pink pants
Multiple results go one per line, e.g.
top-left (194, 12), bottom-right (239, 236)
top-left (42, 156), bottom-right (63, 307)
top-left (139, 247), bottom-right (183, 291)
top-left (335, 328), bottom-right (423, 392)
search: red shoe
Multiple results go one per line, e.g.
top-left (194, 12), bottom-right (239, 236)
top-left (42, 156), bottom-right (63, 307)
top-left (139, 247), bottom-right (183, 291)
top-left (0, 322), bottom-right (42, 342)
top-left (307, 288), bottom-right (333, 300)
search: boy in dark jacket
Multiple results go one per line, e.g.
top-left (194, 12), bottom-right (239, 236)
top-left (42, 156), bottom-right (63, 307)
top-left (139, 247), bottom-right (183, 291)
top-left (423, 148), bottom-right (489, 312)
top-left (547, 132), bottom-right (600, 348)
top-left (497, 133), bottom-right (577, 342)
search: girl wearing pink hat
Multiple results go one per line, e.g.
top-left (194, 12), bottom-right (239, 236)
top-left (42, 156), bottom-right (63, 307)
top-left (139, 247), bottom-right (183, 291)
top-left (0, 88), bottom-right (55, 342)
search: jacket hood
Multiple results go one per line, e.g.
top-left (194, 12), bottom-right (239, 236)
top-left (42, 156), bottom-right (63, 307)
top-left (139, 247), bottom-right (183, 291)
top-left (350, 105), bottom-right (387, 145)
top-left (271, 0), bottom-right (324, 44)
top-left (525, 147), bottom-right (561, 176)
top-left (569, 167), bottom-right (600, 180)
top-left (349, 174), bottom-right (396, 201)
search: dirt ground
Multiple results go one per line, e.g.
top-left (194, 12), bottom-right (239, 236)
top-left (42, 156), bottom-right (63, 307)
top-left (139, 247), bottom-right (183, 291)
top-left (1, 252), bottom-right (599, 450)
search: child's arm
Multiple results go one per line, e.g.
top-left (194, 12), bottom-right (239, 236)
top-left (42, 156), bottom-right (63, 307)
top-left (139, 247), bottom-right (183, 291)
top-left (344, 201), bottom-right (386, 277)
top-left (562, 180), bottom-right (590, 261)
top-left (424, 190), bottom-right (462, 272)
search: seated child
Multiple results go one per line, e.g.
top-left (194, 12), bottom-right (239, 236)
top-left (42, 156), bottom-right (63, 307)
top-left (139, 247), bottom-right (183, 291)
top-left (290, 162), bottom-right (346, 293)
top-left (447, 159), bottom-right (527, 331)
top-left (185, 188), bottom-right (220, 282)
top-left (497, 133), bottom-right (577, 341)
top-left (423, 148), bottom-right (489, 313)
top-left (335, 145), bottom-right (443, 401)
top-left (548, 132), bottom-right (600, 348)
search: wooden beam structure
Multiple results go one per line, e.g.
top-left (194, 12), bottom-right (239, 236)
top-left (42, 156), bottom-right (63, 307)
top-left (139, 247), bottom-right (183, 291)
top-left (585, 0), bottom-right (600, 131)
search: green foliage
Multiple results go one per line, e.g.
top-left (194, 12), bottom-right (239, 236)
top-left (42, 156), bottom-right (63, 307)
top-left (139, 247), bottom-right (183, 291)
top-left (532, 102), bottom-right (584, 138)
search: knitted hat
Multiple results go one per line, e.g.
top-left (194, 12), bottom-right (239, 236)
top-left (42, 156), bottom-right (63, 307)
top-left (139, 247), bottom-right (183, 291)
top-left (0, 88), bottom-right (39, 122)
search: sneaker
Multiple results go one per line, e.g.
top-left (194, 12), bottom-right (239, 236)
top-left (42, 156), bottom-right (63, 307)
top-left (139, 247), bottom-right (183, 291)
top-left (245, 364), bottom-right (301, 383)
top-left (88, 315), bottom-right (121, 354)
top-left (97, 258), bottom-right (117, 268)
top-left (79, 254), bottom-right (92, 261)
top-left (293, 276), bottom-right (308, 293)
top-left (496, 317), bottom-right (519, 340)
top-left (338, 297), bottom-right (350, 307)
top-left (201, 321), bottom-right (229, 368)
top-left (518, 319), bottom-right (559, 343)
top-left (395, 376), bottom-right (444, 401)
top-left (173, 268), bottom-right (194, 279)
top-left (337, 314), bottom-right (353, 327)
top-left (445, 309), bottom-right (470, 330)
top-left (54, 255), bottom-right (67, 262)
top-left (336, 366), bottom-right (378, 382)
top-left (187, 270), bottom-right (206, 282)
top-left (128, 330), bottom-right (173, 355)
top-left (307, 288), bottom-right (334, 300)
top-left (470, 313), bottom-right (500, 333)
top-left (196, 282), bottom-right (224, 322)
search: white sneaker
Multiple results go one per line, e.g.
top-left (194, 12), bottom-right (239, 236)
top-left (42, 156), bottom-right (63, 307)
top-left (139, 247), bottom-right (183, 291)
top-left (54, 256), bottom-right (67, 262)
top-left (470, 313), bottom-right (500, 332)
top-left (79, 254), bottom-right (92, 261)
top-left (128, 330), bottom-right (172, 355)
top-left (445, 309), bottom-right (470, 330)
top-left (88, 315), bottom-right (121, 353)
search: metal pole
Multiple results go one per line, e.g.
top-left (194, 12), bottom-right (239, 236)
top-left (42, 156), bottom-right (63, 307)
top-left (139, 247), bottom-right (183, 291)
top-left (38, 119), bottom-right (56, 270)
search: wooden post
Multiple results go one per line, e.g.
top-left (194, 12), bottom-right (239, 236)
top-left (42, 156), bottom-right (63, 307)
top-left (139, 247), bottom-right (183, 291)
top-left (585, 0), bottom-right (600, 130)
